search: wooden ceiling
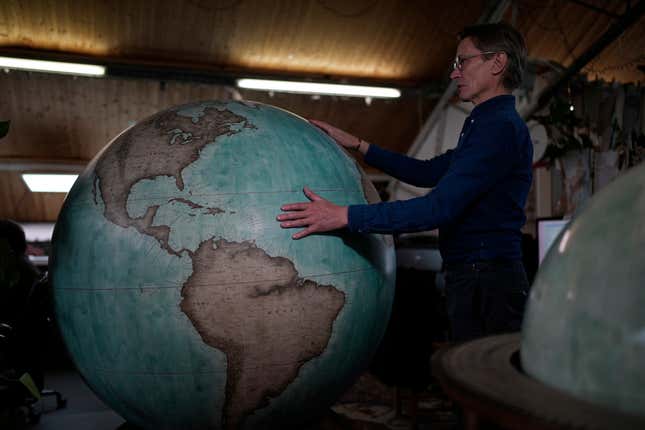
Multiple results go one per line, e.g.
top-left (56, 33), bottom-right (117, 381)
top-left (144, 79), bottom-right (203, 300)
top-left (0, 0), bottom-right (486, 83)
top-left (516, 0), bottom-right (645, 84)
top-left (1, 0), bottom-right (644, 222)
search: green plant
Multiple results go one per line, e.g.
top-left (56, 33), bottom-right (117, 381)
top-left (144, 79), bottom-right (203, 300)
top-left (534, 96), bottom-right (593, 165)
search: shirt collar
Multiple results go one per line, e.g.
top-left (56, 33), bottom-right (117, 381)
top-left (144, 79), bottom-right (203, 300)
top-left (470, 94), bottom-right (516, 119)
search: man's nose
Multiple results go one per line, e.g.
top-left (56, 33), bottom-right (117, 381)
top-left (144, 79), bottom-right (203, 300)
top-left (450, 68), bottom-right (461, 80)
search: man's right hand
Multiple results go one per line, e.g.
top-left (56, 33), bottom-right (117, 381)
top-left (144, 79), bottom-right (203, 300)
top-left (309, 119), bottom-right (369, 155)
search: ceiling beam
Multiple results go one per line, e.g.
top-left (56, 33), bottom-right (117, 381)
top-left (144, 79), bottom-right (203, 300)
top-left (0, 158), bottom-right (86, 173)
top-left (567, 0), bottom-right (621, 19)
top-left (522, 0), bottom-right (645, 119)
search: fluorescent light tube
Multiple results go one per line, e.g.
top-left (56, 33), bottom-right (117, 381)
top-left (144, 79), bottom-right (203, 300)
top-left (237, 79), bottom-right (400, 98)
top-left (0, 57), bottom-right (105, 76)
top-left (22, 173), bottom-right (79, 193)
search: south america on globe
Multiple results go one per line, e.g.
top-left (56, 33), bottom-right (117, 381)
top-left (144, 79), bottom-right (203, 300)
top-left (50, 100), bottom-right (396, 429)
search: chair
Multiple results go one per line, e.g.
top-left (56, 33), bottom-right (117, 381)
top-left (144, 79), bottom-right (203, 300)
top-left (0, 272), bottom-right (66, 426)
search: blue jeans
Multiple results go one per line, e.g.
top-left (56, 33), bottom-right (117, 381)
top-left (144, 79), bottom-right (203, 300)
top-left (444, 260), bottom-right (529, 342)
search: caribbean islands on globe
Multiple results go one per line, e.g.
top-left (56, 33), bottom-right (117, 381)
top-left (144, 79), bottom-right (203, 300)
top-left (50, 100), bottom-right (396, 429)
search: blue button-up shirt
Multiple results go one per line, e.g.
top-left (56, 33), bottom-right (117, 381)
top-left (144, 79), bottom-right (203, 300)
top-left (347, 94), bottom-right (533, 264)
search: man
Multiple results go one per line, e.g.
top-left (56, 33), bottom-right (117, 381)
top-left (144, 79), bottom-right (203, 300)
top-left (277, 23), bottom-right (532, 342)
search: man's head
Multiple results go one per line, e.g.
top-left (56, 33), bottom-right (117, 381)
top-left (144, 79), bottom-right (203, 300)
top-left (450, 22), bottom-right (527, 105)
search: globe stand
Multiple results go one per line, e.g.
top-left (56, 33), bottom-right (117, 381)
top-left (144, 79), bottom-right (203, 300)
top-left (431, 333), bottom-right (645, 429)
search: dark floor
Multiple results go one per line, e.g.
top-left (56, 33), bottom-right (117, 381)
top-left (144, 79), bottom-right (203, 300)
top-left (7, 368), bottom-right (125, 430)
top-left (2, 367), bottom-right (456, 430)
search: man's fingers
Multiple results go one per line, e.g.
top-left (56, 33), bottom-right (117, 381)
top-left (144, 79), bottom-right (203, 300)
top-left (280, 218), bottom-right (311, 228)
top-left (292, 226), bottom-right (315, 240)
top-left (303, 186), bottom-right (322, 201)
top-left (277, 184), bottom-right (333, 240)
top-left (276, 212), bottom-right (306, 221)
top-left (280, 202), bottom-right (310, 211)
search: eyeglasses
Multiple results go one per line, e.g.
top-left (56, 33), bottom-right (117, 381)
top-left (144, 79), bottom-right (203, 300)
top-left (452, 51), bottom-right (497, 71)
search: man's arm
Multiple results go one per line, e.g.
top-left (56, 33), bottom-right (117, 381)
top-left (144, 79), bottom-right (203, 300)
top-left (365, 145), bottom-right (454, 188)
top-left (311, 120), bottom-right (452, 188)
top-left (347, 121), bottom-right (517, 233)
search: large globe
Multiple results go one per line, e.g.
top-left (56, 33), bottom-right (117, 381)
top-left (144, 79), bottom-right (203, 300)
top-left (50, 101), bottom-right (396, 429)
top-left (521, 162), bottom-right (645, 418)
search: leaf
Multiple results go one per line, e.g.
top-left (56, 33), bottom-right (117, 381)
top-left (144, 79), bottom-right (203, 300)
top-left (0, 120), bottom-right (9, 139)
top-left (534, 93), bottom-right (595, 162)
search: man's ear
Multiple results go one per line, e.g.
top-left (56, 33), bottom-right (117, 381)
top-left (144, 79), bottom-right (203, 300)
top-left (491, 52), bottom-right (507, 76)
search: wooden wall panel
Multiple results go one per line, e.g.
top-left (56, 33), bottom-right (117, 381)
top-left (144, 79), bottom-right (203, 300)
top-left (238, 89), bottom-right (434, 157)
top-left (0, 71), bottom-right (233, 160)
top-left (0, 70), bottom-right (430, 160)
top-left (0, 172), bottom-right (66, 221)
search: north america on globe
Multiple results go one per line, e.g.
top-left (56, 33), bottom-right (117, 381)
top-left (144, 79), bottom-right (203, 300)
top-left (93, 106), bottom-right (255, 257)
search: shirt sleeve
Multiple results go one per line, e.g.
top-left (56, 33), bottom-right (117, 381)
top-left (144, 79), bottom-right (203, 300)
top-left (348, 120), bottom-right (517, 233)
top-left (364, 144), bottom-right (454, 188)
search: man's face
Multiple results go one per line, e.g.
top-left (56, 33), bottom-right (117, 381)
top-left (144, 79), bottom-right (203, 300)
top-left (449, 37), bottom-right (499, 105)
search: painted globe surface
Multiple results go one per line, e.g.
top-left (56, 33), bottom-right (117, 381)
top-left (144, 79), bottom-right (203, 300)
top-left (51, 101), bottom-right (395, 429)
top-left (522, 162), bottom-right (645, 417)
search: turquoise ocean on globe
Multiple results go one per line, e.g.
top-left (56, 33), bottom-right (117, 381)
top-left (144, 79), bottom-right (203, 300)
top-left (51, 101), bottom-right (396, 429)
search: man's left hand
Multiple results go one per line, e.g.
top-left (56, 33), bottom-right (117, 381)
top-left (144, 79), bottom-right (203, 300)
top-left (277, 187), bottom-right (348, 239)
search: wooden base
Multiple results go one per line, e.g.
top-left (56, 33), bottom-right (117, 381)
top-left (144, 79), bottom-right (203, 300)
top-left (432, 333), bottom-right (645, 430)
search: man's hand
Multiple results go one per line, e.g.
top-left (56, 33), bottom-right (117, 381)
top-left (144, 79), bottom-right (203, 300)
top-left (277, 187), bottom-right (348, 239)
top-left (309, 120), bottom-right (369, 154)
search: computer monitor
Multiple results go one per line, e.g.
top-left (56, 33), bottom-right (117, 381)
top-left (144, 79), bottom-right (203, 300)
top-left (537, 218), bottom-right (570, 265)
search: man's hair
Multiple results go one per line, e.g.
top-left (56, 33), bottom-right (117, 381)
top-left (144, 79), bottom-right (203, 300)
top-left (0, 219), bottom-right (27, 255)
top-left (458, 22), bottom-right (527, 90)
